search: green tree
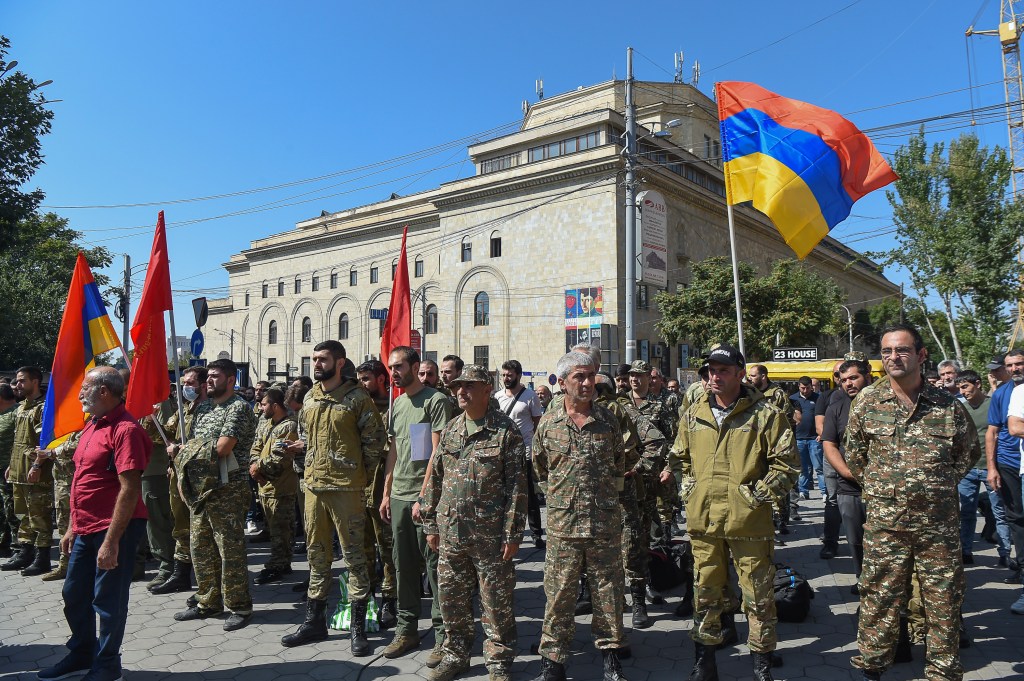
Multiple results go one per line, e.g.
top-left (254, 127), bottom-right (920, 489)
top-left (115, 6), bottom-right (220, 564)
top-left (859, 296), bottom-right (953, 362)
top-left (654, 256), bottom-right (844, 361)
top-left (0, 36), bottom-right (55, 251)
top-left (0, 212), bottom-right (113, 368)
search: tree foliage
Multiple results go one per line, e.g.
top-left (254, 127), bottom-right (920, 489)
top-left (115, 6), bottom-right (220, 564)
top-left (654, 256), bottom-right (844, 361)
top-left (0, 212), bottom-right (112, 369)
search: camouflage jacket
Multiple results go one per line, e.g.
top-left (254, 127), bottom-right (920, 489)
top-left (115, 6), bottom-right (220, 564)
top-left (533, 399), bottom-right (625, 539)
top-left (659, 388), bottom-right (682, 425)
top-left (0, 403), bottom-right (17, 471)
top-left (193, 395), bottom-right (258, 484)
top-left (421, 406), bottom-right (527, 548)
top-left (251, 415), bottom-right (300, 498)
top-left (164, 398), bottom-right (200, 443)
top-left (609, 395), bottom-right (666, 479)
top-left (300, 379), bottom-right (386, 492)
top-left (845, 376), bottom-right (977, 529)
top-left (9, 395), bottom-right (47, 485)
top-left (174, 436), bottom-right (222, 511)
top-left (632, 392), bottom-right (677, 454)
top-left (762, 382), bottom-right (796, 430)
top-left (670, 386), bottom-right (799, 540)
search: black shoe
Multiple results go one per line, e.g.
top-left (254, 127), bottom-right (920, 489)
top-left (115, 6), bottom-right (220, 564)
top-left (631, 585), bottom-right (651, 629)
top-left (36, 654), bottom-right (92, 681)
top-left (850, 583), bottom-right (860, 596)
top-left (893, 617), bottom-right (912, 663)
top-left (861, 670), bottom-right (882, 680)
top-left (21, 546), bottom-right (51, 577)
top-left (151, 560), bottom-right (193, 594)
top-left (173, 606), bottom-right (221, 621)
top-left (646, 584), bottom-right (665, 605)
top-left (819, 542), bottom-right (838, 560)
top-left (254, 567), bottom-right (287, 585)
top-left (688, 642), bottom-right (719, 681)
top-left (962, 553), bottom-right (974, 565)
top-left (574, 576), bottom-right (592, 616)
top-left (602, 650), bottom-right (626, 681)
top-left (282, 598), bottom-right (329, 647)
top-left (1003, 569), bottom-right (1021, 584)
top-left (999, 555), bottom-right (1009, 568)
top-left (718, 612), bottom-right (738, 649)
top-left (752, 652), bottom-right (774, 681)
top-left (777, 524), bottom-right (790, 536)
top-left (535, 536), bottom-right (546, 550)
top-left (2, 544), bottom-right (35, 571)
top-left (379, 597), bottom-right (397, 630)
top-left (959, 615), bottom-right (971, 649)
top-left (350, 599), bottom-right (371, 657)
top-left (532, 656), bottom-right (567, 681)
top-left (0, 535), bottom-right (12, 559)
top-left (224, 612), bottom-right (251, 631)
top-left (675, 597), bottom-right (694, 617)
top-left (185, 595), bottom-right (198, 609)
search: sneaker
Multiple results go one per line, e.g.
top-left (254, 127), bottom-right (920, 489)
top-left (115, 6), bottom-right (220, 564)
top-left (800, 491), bottom-right (810, 500)
top-left (1011, 592), bottom-right (1024, 615)
top-left (80, 669), bottom-right (123, 681)
top-left (37, 655), bottom-right (92, 681)
top-left (223, 612), bottom-right (252, 631)
top-left (425, 637), bottom-right (446, 668)
top-left (382, 633), bottom-right (420, 659)
top-left (244, 520), bottom-right (259, 536)
top-left (429, 656), bottom-right (469, 681)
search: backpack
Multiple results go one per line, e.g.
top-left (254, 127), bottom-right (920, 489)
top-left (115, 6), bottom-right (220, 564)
top-left (648, 539), bottom-right (694, 593)
top-left (773, 563), bottom-right (814, 622)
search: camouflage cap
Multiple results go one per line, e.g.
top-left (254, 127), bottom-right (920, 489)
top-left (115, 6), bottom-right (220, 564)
top-left (449, 364), bottom-right (491, 388)
top-left (843, 351), bottom-right (866, 361)
top-left (628, 359), bottom-right (652, 374)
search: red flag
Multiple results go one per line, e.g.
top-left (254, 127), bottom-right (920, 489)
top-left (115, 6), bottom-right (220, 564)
top-left (126, 211), bottom-right (173, 419)
top-left (380, 226), bottom-right (411, 393)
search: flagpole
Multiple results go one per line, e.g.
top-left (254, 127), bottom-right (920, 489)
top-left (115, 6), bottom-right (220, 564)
top-left (117, 345), bottom-right (171, 448)
top-left (727, 204), bottom-right (746, 358)
top-left (167, 310), bottom-right (187, 444)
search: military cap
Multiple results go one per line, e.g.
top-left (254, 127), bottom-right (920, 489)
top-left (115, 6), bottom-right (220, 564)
top-left (449, 364), bottom-right (491, 388)
top-left (987, 356), bottom-right (1006, 370)
top-left (628, 359), bottom-right (652, 374)
top-left (706, 344), bottom-right (745, 368)
top-left (843, 351), bottom-right (866, 361)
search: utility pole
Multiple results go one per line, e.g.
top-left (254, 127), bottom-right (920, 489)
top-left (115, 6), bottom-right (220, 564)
top-left (624, 46), bottom-right (638, 363)
top-left (122, 254), bottom-right (131, 353)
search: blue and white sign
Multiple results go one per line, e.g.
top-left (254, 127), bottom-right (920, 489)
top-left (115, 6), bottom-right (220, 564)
top-left (190, 329), bottom-right (205, 357)
top-left (369, 308), bottom-right (389, 320)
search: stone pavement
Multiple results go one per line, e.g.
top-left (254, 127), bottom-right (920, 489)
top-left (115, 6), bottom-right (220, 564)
top-left (1, 494), bottom-right (1023, 680)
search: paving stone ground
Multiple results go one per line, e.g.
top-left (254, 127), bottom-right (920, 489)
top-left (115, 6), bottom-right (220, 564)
top-left (1, 495), bottom-right (1022, 680)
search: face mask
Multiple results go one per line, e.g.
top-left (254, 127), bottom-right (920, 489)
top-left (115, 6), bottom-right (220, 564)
top-left (183, 386), bottom-right (199, 402)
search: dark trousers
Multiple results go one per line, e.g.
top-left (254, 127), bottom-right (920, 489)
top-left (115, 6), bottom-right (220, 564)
top-left (997, 463), bottom-right (1024, 562)
top-left (63, 518), bottom-right (147, 674)
top-left (525, 459), bottom-right (543, 538)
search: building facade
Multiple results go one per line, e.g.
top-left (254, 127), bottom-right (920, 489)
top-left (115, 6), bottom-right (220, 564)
top-left (205, 80), bottom-right (897, 384)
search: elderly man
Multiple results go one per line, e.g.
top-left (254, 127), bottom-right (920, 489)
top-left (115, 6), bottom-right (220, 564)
top-left (37, 367), bottom-right (151, 681)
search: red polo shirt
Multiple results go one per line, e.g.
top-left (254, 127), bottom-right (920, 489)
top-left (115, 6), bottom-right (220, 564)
top-left (71, 403), bottom-right (152, 535)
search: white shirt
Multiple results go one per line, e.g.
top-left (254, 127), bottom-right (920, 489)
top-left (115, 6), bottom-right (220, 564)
top-left (494, 387), bottom-right (543, 447)
top-left (1007, 382), bottom-right (1024, 473)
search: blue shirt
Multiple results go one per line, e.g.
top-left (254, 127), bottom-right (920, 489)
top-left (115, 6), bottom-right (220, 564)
top-left (987, 381), bottom-right (1021, 469)
top-left (789, 391), bottom-right (819, 440)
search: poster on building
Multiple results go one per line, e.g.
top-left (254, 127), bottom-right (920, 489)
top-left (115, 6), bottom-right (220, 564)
top-left (565, 287), bottom-right (604, 352)
top-left (637, 190), bottom-right (668, 288)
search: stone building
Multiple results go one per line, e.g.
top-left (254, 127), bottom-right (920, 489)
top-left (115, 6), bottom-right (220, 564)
top-left (205, 79), bottom-right (897, 384)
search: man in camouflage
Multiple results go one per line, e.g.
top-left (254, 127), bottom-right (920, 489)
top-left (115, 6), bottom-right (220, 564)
top-left (422, 365), bottom-right (527, 681)
top-left (0, 383), bottom-right (19, 558)
top-left (173, 359), bottom-right (257, 631)
top-left (141, 397), bottom-right (177, 591)
top-left (282, 341), bottom-right (386, 657)
top-left (39, 430), bottom-right (81, 581)
top-left (628, 360), bottom-right (675, 545)
top-left (249, 388), bottom-right (299, 585)
top-left (846, 324), bottom-right (977, 681)
top-left (671, 345), bottom-right (799, 681)
top-left (532, 351), bottom-right (629, 681)
top-left (748, 364), bottom-right (798, 537)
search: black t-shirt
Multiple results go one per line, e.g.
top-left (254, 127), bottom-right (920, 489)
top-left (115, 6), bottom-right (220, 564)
top-left (815, 388), bottom-right (836, 418)
top-left (820, 391), bottom-right (861, 496)
top-left (789, 392), bottom-right (819, 439)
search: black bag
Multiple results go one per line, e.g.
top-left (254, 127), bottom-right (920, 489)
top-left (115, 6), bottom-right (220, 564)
top-left (773, 563), bottom-right (814, 622)
top-left (648, 539), bottom-right (693, 592)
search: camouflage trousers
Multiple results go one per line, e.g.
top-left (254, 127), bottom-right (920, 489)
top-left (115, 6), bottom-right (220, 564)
top-left (169, 467), bottom-right (192, 564)
top-left (143, 475), bottom-right (175, 577)
top-left (53, 476), bottom-right (71, 540)
top-left (259, 492), bottom-right (295, 571)
top-left (620, 479), bottom-right (648, 590)
top-left (853, 516), bottom-right (965, 681)
top-left (691, 534), bottom-right (777, 653)
top-left (438, 539), bottom-right (517, 667)
top-left (0, 480), bottom-right (18, 543)
top-left (190, 480), bottom-right (252, 614)
top-left (363, 505), bottom-right (396, 598)
top-left (13, 482), bottom-right (53, 548)
top-left (306, 489), bottom-right (369, 602)
top-left (539, 534), bottom-right (626, 664)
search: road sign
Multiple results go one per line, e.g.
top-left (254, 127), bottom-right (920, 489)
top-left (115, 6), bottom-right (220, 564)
top-left (190, 329), bottom-right (205, 357)
top-left (410, 329), bottom-right (422, 353)
top-left (192, 297), bottom-right (209, 328)
top-left (772, 347), bottom-right (819, 362)
top-left (369, 308), bottom-right (389, 320)
top-left (188, 358), bottom-right (207, 367)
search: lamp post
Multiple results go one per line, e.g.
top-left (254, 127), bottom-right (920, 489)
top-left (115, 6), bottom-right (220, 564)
top-left (213, 329), bottom-right (235, 359)
top-left (840, 305), bottom-right (854, 354)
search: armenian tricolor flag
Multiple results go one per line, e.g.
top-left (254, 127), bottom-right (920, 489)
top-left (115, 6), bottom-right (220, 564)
top-left (717, 81), bottom-right (898, 258)
top-left (40, 252), bottom-right (122, 448)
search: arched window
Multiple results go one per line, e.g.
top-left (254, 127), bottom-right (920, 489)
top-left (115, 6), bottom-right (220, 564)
top-left (392, 258), bottom-right (398, 280)
top-left (244, 291), bottom-right (250, 307)
top-left (425, 304), bottom-right (438, 334)
top-left (338, 313), bottom-right (349, 340)
top-left (490, 230), bottom-right (502, 258)
top-left (268, 320), bottom-right (278, 345)
top-left (349, 268), bottom-right (358, 286)
top-left (414, 256), bottom-right (424, 278)
top-left (261, 282), bottom-right (268, 299)
top-left (301, 317), bottom-right (312, 343)
top-left (474, 292), bottom-right (489, 327)
top-left (461, 237), bottom-right (472, 263)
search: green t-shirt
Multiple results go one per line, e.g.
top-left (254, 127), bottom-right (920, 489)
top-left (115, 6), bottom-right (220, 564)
top-left (962, 394), bottom-right (990, 469)
top-left (466, 416), bottom-right (487, 437)
top-left (388, 386), bottom-right (452, 500)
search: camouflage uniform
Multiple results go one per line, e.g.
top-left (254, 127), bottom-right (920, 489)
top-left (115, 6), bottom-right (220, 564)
top-left (670, 385), bottom-right (799, 653)
top-left (141, 402), bottom-right (176, 580)
top-left (532, 398), bottom-right (627, 664)
top-left (846, 377), bottom-right (977, 681)
top-left (300, 379), bottom-right (385, 603)
top-left (164, 399), bottom-right (199, 565)
top-left (761, 382), bottom-right (798, 525)
top-left (51, 431), bottom-right (79, 541)
top-left (9, 396), bottom-right (52, 548)
top-left (422, 405), bottom-right (527, 672)
top-left (190, 395), bottom-right (257, 614)
top-left (250, 414), bottom-right (299, 571)
top-left (632, 391), bottom-right (674, 537)
top-left (0, 404), bottom-right (20, 546)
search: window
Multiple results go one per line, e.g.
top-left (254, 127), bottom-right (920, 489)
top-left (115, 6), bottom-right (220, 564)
top-left (330, 271), bottom-right (339, 289)
top-left (294, 278), bottom-right (301, 294)
top-left (301, 357), bottom-right (311, 377)
top-left (244, 292), bottom-right (250, 307)
top-left (312, 275), bottom-right (319, 292)
top-left (370, 264), bottom-right (378, 284)
top-left (425, 304), bottom-right (438, 334)
top-left (461, 238), bottom-right (472, 263)
top-left (479, 151), bottom-right (520, 175)
top-left (473, 345), bottom-right (489, 369)
top-left (268, 320), bottom-right (278, 345)
top-left (474, 291), bottom-right (490, 326)
top-left (301, 317), bottom-right (312, 343)
top-left (414, 256), bottom-right (424, 278)
top-left (636, 284), bottom-right (649, 310)
top-left (392, 259), bottom-right (398, 280)
top-left (490, 232), bottom-right (502, 258)
top-left (277, 281), bottom-right (284, 296)
top-left (262, 283), bottom-right (268, 299)
top-left (338, 313), bottom-right (349, 340)
top-left (350, 269), bottom-right (358, 286)
top-left (704, 134), bottom-right (713, 160)
top-left (268, 358), bottom-right (277, 378)
top-left (527, 131), bottom-right (600, 163)
top-left (378, 317), bottom-right (386, 337)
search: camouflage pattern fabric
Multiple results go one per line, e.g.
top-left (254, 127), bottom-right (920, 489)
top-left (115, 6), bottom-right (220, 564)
top-left (305, 489), bottom-right (368, 601)
top-left (252, 416), bottom-right (299, 572)
top-left (0, 403), bottom-right (17, 471)
top-left (10, 396), bottom-right (52, 548)
top-left (845, 377), bottom-right (977, 680)
top-left (633, 393), bottom-right (674, 538)
top-left (260, 493), bottom-right (295, 571)
top-left (193, 395), bottom-right (258, 483)
top-left (14, 483), bottom-right (53, 548)
top-left (168, 466), bottom-right (191, 563)
top-left (363, 458), bottom-right (395, 598)
top-left (52, 453), bottom-right (75, 540)
top-left (190, 478), bottom-right (252, 614)
top-left (0, 481), bottom-right (17, 544)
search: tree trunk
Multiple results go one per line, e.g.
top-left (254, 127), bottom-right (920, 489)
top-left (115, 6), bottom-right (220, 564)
top-left (916, 300), bottom-right (949, 359)
top-left (940, 293), bottom-right (964, 364)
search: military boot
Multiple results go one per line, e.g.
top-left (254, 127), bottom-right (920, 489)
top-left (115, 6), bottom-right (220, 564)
top-left (151, 559), bottom-right (192, 594)
top-left (41, 553), bottom-right (69, 581)
top-left (379, 597), bottom-right (397, 629)
top-left (0, 531), bottom-right (12, 558)
top-left (532, 656), bottom-right (567, 681)
top-left (1, 543), bottom-right (34, 571)
top-left (350, 599), bottom-right (371, 657)
top-left (752, 652), bottom-right (774, 681)
top-left (281, 598), bottom-right (328, 647)
top-left (631, 585), bottom-right (651, 629)
top-left (893, 617), bottom-right (912, 663)
top-left (574, 575), bottom-right (592, 616)
top-left (661, 522), bottom-right (674, 542)
top-left (688, 642), bottom-right (719, 681)
top-left (861, 670), bottom-right (882, 680)
top-left (718, 611), bottom-right (739, 648)
top-left (602, 650), bottom-right (627, 681)
top-left (21, 546), bottom-right (51, 577)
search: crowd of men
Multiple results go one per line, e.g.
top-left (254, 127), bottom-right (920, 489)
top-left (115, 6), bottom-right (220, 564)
top-left (0, 321), bottom-right (1018, 681)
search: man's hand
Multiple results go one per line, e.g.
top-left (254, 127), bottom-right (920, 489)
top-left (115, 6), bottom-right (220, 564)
top-left (285, 440), bottom-right (306, 456)
top-left (501, 542), bottom-right (519, 561)
top-left (379, 495), bottom-right (392, 524)
top-left (3, 467), bottom-right (8, 482)
top-left (426, 533), bottom-right (439, 552)
top-left (988, 466), bottom-right (1002, 492)
top-left (659, 470), bottom-right (674, 485)
top-left (412, 501), bottom-right (422, 523)
top-left (26, 466), bottom-right (41, 484)
top-left (167, 443), bottom-right (180, 459)
top-left (97, 538), bottom-right (119, 570)
top-left (60, 529), bottom-right (75, 556)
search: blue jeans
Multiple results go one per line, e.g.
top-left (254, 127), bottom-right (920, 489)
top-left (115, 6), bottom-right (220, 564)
top-left (958, 469), bottom-right (1011, 558)
top-left (797, 439), bottom-right (826, 495)
top-left (62, 518), bottom-right (147, 675)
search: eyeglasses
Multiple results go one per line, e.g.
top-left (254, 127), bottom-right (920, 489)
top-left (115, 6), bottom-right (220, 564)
top-left (880, 347), bottom-right (915, 358)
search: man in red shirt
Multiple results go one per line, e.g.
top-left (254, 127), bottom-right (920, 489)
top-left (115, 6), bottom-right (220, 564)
top-left (38, 366), bottom-right (151, 681)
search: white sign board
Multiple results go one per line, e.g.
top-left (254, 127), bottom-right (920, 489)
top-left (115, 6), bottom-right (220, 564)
top-left (637, 190), bottom-right (668, 288)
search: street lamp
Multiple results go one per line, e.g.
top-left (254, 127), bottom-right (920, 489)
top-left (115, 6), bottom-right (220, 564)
top-left (840, 305), bottom-right (854, 354)
top-left (213, 328), bottom-right (235, 360)
top-left (641, 118), bottom-right (682, 139)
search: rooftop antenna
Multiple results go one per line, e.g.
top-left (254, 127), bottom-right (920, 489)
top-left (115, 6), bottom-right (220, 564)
top-left (674, 51), bottom-right (684, 83)
top-left (522, 99), bottom-right (529, 116)
top-left (691, 59), bottom-right (701, 86)
top-left (536, 79), bottom-right (544, 100)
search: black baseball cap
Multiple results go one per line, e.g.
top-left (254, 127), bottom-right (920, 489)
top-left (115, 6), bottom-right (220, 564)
top-left (706, 344), bottom-right (745, 368)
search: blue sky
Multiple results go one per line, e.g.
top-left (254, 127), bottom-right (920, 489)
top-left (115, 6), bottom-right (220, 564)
top-left (5, 0), bottom-right (1011, 333)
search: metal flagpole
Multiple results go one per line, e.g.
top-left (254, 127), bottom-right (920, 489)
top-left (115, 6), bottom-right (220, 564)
top-left (117, 345), bottom-right (172, 447)
top-left (726, 204), bottom-right (746, 357)
top-left (167, 310), bottom-right (187, 445)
